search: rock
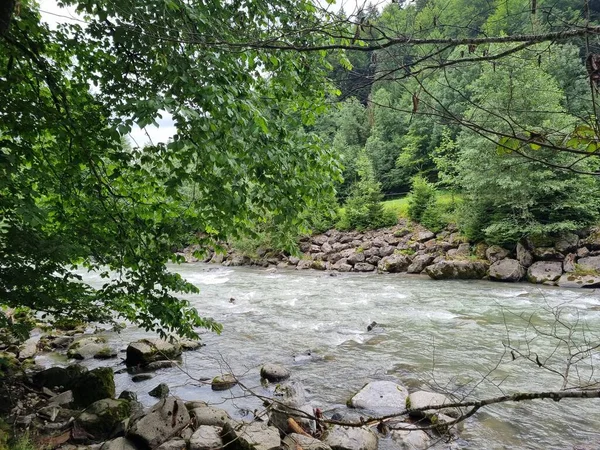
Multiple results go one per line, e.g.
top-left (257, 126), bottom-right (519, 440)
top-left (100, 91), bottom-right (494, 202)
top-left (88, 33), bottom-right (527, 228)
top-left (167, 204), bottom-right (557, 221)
top-left (516, 242), bottom-right (533, 267)
top-left (18, 337), bottom-right (38, 360)
top-left (527, 261), bottom-right (563, 285)
top-left (156, 439), bottom-right (187, 450)
top-left (349, 381), bottom-right (408, 414)
top-left (489, 259), bottom-right (525, 282)
top-left (222, 421), bottom-right (280, 450)
top-left (533, 247), bottom-right (564, 261)
top-left (321, 426), bottom-right (378, 450)
top-left (377, 254), bottom-right (410, 273)
top-left (77, 398), bottom-right (131, 439)
top-left (189, 426), bottom-right (222, 450)
top-left (288, 256), bottom-right (300, 265)
top-left (119, 391), bottom-right (138, 402)
top-left (269, 402), bottom-right (315, 435)
top-left (185, 400), bottom-right (208, 410)
top-left (390, 426), bottom-right (431, 450)
top-left (51, 335), bottom-right (75, 349)
top-left (557, 273), bottom-right (600, 288)
top-left (415, 231), bottom-right (435, 243)
top-left (33, 365), bottom-right (87, 391)
top-left (67, 336), bottom-right (110, 360)
top-left (100, 437), bottom-right (139, 450)
top-left (149, 383), bottom-right (170, 398)
top-left (48, 390), bottom-right (74, 407)
top-left (448, 243), bottom-right (470, 259)
top-left (485, 245), bottom-right (510, 263)
top-left (146, 360), bottom-right (177, 371)
top-left (310, 260), bottom-right (327, 270)
top-left (555, 232), bottom-right (579, 253)
top-left (424, 261), bottom-right (488, 280)
top-left (563, 253), bottom-right (577, 273)
top-left (128, 397), bottom-right (190, 449)
top-left (72, 367), bottom-right (115, 407)
top-left (346, 252), bottom-right (365, 265)
top-left (273, 381), bottom-right (307, 406)
top-left (190, 406), bottom-right (231, 427)
top-left (132, 374), bottom-right (154, 383)
top-left (282, 434), bottom-right (332, 450)
top-left (125, 339), bottom-right (182, 367)
top-left (577, 256), bottom-right (600, 271)
top-left (407, 255), bottom-right (434, 274)
top-left (211, 373), bottom-right (237, 391)
top-left (353, 263), bottom-right (375, 272)
top-left (179, 339), bottom-right (203, 351)
top-left (297, 260), bottom-right (312, 270)
top-left (332, 259), bottom-right (352, 272)
top-left (577, 247), bottom-right (591, 258)
top-left (379, 245), bottom-right (395, 257)
top-left (407, 391), bottom-right (459, 418)
top-left (260, 364), bottom-right (290, 382)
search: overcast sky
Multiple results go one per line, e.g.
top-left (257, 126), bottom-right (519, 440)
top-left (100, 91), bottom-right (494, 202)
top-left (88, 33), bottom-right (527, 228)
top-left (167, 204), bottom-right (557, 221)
top-left (38, 0), bottom-right (391, 146)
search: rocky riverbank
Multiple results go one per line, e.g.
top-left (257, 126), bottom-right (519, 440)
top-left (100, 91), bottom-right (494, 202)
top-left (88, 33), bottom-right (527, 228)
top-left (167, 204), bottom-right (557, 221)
top-left (182, 220), bottom-right (600, 288)
top-left (1, 334), bottom-right (461, 450)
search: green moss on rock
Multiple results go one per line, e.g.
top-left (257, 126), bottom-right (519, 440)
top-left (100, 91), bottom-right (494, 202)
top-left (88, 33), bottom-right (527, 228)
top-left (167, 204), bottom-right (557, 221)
top-left (72, 367), bottom-right (115, 407)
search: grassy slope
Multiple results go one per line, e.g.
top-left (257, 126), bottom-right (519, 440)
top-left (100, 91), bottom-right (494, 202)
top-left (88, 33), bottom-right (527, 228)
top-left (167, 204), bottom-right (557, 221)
top-left (382, 192), bottom-right (461, 220)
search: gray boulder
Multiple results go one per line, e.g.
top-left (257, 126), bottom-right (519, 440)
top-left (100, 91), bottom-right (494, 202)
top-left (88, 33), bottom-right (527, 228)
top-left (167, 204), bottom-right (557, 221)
top-left (377, 254), bottom-right (411, 273)
top-left (485, 245), bottom-right (510, 263)
top-left (577, 256), bottom-right (600, 271)
top-left (269, 403), bottom-right (315, 435)
top-left (489, 259), bottom-right (525, 282)
top-left (353, 263), bottom-right (376, 272)
top-left (407, 391), bottom-right (459, 418)
top-left (346, 252), bottom-right (365, 265)
top-left (100, 437), bottom-right (139, 450)
top-left (190, 406), bottom-right (231, 427)
top-left (282, 434), bottom-right (332, 450)
top-left (533, 247), bottom-right (564, 261)
top-left (18, 336), bottom-right (38, 360)
top-left (128, 397), bottom-right (190, 449)
top-left (297, 260), bottom-right (312, 270)
top-left (557, 273), bottom-right (600, 288)
top-left (415, 231), bottom-right (435, 243)
top-left (516, 242), bottom-right (533, 268)
top-left (67, 336), bottom-right (111, 360)
top-left (72, 367), bottom-right (115, 408)
top-left (322, 426), bottom-right (378, 450)
top-left (32, 365), bottom-right (87, 391)
top-left (260, 364), bottom-right (290, 382)
top-left (406, 255), bottom-right (434, 274)
top-left (156, 439), bottom-right (187, 450)
top-left (211, 373), bottom-right (237, 391)
top-left (189, 426), bottom-right (223, 450)
top-left (527, 261), bottom-right (563, 285)
top-left (77, 398), bottom-right (131, 440)
top-left (555, 232), bottom-right (579, 253)
top-left (424, 261), bottom-right (488, 280)
top-left (125, 339), bottom-right (182, 367)
top-left (390, 427), bottom-right (431, 450)
top-left (149, 383), bottom-right (170, 398)
top-left (349, 380), bottom-right (408, 414)
top-left (563, 253), bottom-right (577, 273)
top-left (222, 421), bottom-right (280, 450)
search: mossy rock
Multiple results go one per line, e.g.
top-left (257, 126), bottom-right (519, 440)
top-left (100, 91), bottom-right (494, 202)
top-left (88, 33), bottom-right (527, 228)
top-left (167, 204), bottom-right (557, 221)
top-left (0, 352), bottom-right (19, 378)
top-left (211, 374), bottom-right (237, 391)
top-left (77, 398), bottom-right (131, 439)
top-left (72, 367), bottom-right (115, 407)
top-left (54, 318), bottom-right (86, 331)
top-left (32, 364), bottom-right (87, 391)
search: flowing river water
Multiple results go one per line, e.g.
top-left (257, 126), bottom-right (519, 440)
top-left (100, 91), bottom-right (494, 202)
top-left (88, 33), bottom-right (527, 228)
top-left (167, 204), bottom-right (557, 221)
top-left (41, 264), bottom-right (600, 449)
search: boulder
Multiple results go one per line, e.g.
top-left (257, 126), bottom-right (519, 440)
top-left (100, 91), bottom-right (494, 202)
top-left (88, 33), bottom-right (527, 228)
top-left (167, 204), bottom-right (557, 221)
top-left (146, 360), bottom-right (177, 371)
top-left (132, 374), bottom-right (153, 383)
top-left (532, 247), bottom-right (564, 261)
top-left (288, 256), bottom-right (300, 266)
top-left (156, 439), bottom-right (187, 450)
top-left (555, 233), bottom-right (579, 253)
top-left (379, 245), bottom-right (395, 257)
top-left (332, 260), bottom-right (352, 272)
top-left (390, 427), bottom-right (431, 450)
top-left (346, 252), bottom-right (365, 265)
top-left (119, 391), bottom-right (138, 402)
top-left (72, 367), bottom-right (115, 407)
top-left (48, 390), bottom-right (74, 407)
top-left (125, 339), bottom-right (182, 367)
top-left (282, 434), bottom-right (332, 450)
top-left (310, 260), bottom-right (327, 270)
top-left (407, 391), bottom-right (459, 418)
top-left (415, 231), bottom-right (435, 243)
top-left (582, 230), bottom-right (600, 250)
top-left (32, 365), bottom-right (87, 391)
top-left (424, 261), bottom-right (488, 280)
top-left (488, 259), bottom-right (525, 282)
top-left (128, 397), bottom-right (190, 449)
top-left (527, 261), bottom-right (563, 285)
top-left (577, 247), bottom-right (591, 258)
top-left (563, 253), bottom-right (577, 273)
top-left (190, 406), bottom-right (231, 427)
top-left (211, 374), bottom-right (237, 391)
top-left (269, 402), bottom-right (314, 435)
top-left (18, 337), bottom-right (38, 360)
top-left (222, 421), bottom-right (280, 450)
top-left (260, 364), bottom-right (290, 382)
top-left (406, 255), bottom-right (434, 274)
top-left (67, 336), bottom-right (111, 360)
top-left (100, 437), bottom-right (139, 450)
top-left (149, 383), bottom-right (170, 398)
top-left (353, 263), bottom-right (376, 272)
top-left (77, 398), bottom-right (131, 439)
top-left (296, 260), bottom-right (312, 270)
top-left (516, 242), bottom-right (533, 268)
top-left (557, 274), bottom-right (600, 288)
top-left (485, 245), bottom-right (510, 263)
top-left (189, 426), bottom-right (223, 450)
top-left (349, 381), bottom-right (408, 414)
top-left (577, 256), bottom-right (600, 271)
top-left (321, 426), bottom-right (378, 450)
top-left (377, 254), bottom-right (411, 273)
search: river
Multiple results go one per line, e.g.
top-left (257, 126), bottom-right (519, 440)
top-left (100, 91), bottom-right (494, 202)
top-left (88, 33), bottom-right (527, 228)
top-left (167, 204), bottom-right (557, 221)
top-left (44, 263), bottom-right (600, 449)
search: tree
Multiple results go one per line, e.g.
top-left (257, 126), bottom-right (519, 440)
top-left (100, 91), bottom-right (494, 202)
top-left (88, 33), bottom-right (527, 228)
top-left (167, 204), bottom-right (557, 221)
top-left (0, 0), bottom-right (340, 338)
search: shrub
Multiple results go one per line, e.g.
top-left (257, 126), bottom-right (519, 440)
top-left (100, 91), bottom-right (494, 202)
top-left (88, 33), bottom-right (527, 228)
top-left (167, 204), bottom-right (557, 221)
top-left (407, 175), bottom-right (436, 223)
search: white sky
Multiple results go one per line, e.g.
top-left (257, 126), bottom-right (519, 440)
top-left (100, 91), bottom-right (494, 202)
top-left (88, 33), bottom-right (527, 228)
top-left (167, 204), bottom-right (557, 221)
top-left (38, 0), bottom-right (390, 146)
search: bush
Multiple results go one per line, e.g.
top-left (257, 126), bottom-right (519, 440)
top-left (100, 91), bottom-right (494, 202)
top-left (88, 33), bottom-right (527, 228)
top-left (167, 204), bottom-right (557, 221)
top-left (407, 175), bottom-right (436, 223)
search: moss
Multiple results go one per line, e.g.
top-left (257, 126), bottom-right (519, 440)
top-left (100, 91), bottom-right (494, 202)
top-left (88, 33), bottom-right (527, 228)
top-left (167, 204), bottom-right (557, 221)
top-left (54, 318), bottom-right (86, 331)
top-left (395, 248), bottom-right (415, 256)
top-left (572, 264), bottom-right (599, 276)
top-left (405, 396), bottom-right (411, 409)
top-left (72, 367), bottom-right (115, 407)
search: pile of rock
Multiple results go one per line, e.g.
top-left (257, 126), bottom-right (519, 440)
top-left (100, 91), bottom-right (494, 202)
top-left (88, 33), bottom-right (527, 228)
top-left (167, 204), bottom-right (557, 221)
top-left (186, 222), bottom-right (600, 288)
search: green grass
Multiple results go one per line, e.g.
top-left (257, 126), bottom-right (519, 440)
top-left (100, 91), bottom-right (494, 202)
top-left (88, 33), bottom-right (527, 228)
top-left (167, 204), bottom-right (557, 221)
top-left (382, 191), bottom-right (462, 220)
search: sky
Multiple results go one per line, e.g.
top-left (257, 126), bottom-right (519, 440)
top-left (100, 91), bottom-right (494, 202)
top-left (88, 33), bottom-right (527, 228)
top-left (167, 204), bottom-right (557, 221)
top-left (38, 0), bottom-right (391, 146)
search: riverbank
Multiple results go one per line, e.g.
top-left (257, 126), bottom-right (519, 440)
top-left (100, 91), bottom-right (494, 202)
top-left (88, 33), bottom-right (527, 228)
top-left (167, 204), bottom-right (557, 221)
top-left (182, 220), bottom-right (600, 288)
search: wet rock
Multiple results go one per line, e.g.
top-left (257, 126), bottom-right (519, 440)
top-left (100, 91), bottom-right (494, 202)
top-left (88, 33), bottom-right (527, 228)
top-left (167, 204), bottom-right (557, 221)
top-left (146, 360), bottom-right (177, 371)
top-left (149, 383), bottom-right (170, 398)
top-left (282, 434), bottom-right (332, 450)
top-left (353, 263), bottom-right (376, 272)
top-left (485, 245), bottom-right (510, 263)
top-left (269, 402), bottom-right (314, 435)
top-left (67, 336), bottom-right (110, 360)
top-left (222, 421), bottom-right (280, 450)
top-left (260, 364), bottom-right (290, 382)
top-left (127, 397), bottom-right (190, 449)
top-left (72, 367), bottom-right (115, 407)
top-left (407, 391), bottom-right (459, 418)
top-left (577, 256), bottom-right (600, 271)
top-left (557, 273), bottom-right (600, 288)
top-left (424, 261), bottom-right (488, 280)
top-left (190, 406), bottom-right (231, 427)
top-left (119, 391), bottom-right (138, 402)
top-left (377, 254), bottom-right (411, 273)
top-left (349, 381), bottom-right (408, 414)
top-left (94, 347), bottom-right (118, 360)
top-left (125, 339), bottom-right (182, 367)
top-left (516, 242), bottom-right (533, 268)
top-left (527, 261), bottom-right (563, 285)
top-left (156, 439), bottom-right (187, 450)
top-left (322, 426), bottom-right (378, 450)
top-left (211, 374), bottom-right (237, 391)
top-left (489, 259), bottom-right (525, 282)
top-left (132, 374), bottom-right (153, 383)
top-left (189, 426), bottom-right (223, 450)
top-left (50, 335), bottom-right (75, 349)
top-left (33, 365), bottom-right (87, 391)
top-left (407, 255), bottom-right (434, 274)
top-left (77, 398), bottom-right (131, 440)
top-left (185, 400), bottom-right (208, 410)
top-left (100, 437), bottom-right (139, 450)
top-left (18, 336), bottom-right (38, 360)
top-left (390, 426), bottom-right (431, 450)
